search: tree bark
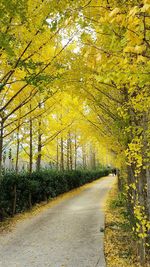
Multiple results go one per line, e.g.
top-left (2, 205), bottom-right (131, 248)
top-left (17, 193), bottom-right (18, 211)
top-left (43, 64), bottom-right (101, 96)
top-left (0, 120), bottom-right (4, 177)
top-left (146, 167), bottom-right (150, 219)
top-left (60, 136), bottom-right (64, 171)
top-left (15, 126), bottom-right (20, 174)
top-left (13, 122), bottom-right (20, 216)
top-left (69, 132), bottom-right (73, 170)
top-left (74, 133), bottom-right (77, 170)
top-left (142, 113), bottom-right (150, 219)
top-left (90, 145), bottom-right (96, 169)
top-left (36, 104), bottom-right (42, 171)
top-left (67, 136), bottom-right (70, 171)
top-left (56, 137), bottom-right (59, 170)
top-left (29, 103), bottom-right (33, 174)
top-left (82, 145), bottom-right (87, 169)
top-left (36, 130), bottom-right (42, 171)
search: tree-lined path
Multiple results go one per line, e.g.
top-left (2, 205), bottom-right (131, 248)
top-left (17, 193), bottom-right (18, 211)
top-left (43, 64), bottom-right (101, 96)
top-left (1, 0), bottom-right (150, 265)
top-left (0, 176), bottom-right (115, 267)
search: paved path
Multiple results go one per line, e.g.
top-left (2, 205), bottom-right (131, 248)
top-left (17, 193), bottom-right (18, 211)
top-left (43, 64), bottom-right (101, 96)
top-left (0, 176), bottom-right (115, 267)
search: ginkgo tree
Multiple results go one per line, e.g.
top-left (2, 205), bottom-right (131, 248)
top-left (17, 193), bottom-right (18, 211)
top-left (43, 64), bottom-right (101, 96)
top-left (0, 0), bottom-right (150, 265)
top-left (76, 0), bottom-right (150, 263)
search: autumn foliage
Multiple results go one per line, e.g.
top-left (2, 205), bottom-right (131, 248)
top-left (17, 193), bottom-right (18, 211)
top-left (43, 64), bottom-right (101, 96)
top-left (0, 0), bottom-right (150, 265)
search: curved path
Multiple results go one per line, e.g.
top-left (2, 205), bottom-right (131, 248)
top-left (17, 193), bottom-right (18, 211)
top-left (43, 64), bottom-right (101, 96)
top-left (0, 176), bottom-right (115, 267)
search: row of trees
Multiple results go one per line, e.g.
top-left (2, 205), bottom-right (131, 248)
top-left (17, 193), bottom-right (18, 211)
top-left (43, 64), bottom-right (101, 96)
top-left (77, 0), bottom-right (150, 264)
top-left (0, 88), bottom-right (105, 173)
top-left (0, 1), bottom-right (105, 175)
top-left (0, 0), bottom-right (150, 264)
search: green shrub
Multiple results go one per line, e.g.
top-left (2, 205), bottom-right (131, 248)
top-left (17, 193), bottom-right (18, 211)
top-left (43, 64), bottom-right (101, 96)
top-left (0, 167), bottom-right (110, 220)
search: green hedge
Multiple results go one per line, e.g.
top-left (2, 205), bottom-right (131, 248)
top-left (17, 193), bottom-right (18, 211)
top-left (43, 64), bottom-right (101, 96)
top-left (0, 168), bottom-right (109, 220)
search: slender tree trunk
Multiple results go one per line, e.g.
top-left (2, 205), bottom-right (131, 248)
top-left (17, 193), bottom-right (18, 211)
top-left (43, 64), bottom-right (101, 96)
top-left (29, 121), bottom-right (32, 208)
top-left (117, 169), bottom-right (122, 192)
top-left (36, 130), bottom-right (42, 171)
top-left (60, 136), bottom-right (64, 171)
top-left (15, 126), bottom-right (20, 174)
top-left (56, 137), bottom-right (59, 170)
top-left (124, 89), bottom-right (136, 215)
top-left (13, 108), bottom-right (22, 216)
top-left (15, 108), bottom-right (21, 174)
top-left (29, 103), bottom-right (33, 209)
top-left (90, 146), bottom-right (96, 170)
top-left (69, 133), bottom-right (73, 170)
top-left (146, 167), bottom-right (150, 219)
top-left (74, 133), bottom-right (77, 170)
top-left (12, 126), bottom-right (20, 216)
top-left (90, 145), bottom-right (93, 169)
top-left (60, 97), bottom-right (64, 171)
top-left (36, 104), bottom-right (42, 171)
top-left (0, 120), bottom-right (4, 177)
top-left (138, 171), bottom-right (146, 266)
top-left (29, 106), bottom-right (33, 174)
top-left (142, 113), bottom-right (150, 219)
top-left (82, 145), bottom-right (86, 169)
top-left (67, 136), bottom-right (70, 171)
top-left (2, 151), bottom-right (6, 173)
top-left (136, 112), bottom-right (150, 265)
top-left (127, 165), bottom-right (136, 216)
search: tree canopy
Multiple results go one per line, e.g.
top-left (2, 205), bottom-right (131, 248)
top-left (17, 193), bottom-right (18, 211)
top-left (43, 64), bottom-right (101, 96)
top-left (0, 0), bottom-right (150, 264)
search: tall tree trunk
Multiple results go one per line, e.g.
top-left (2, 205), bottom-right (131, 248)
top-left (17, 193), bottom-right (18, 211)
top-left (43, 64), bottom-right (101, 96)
top-left (12, 124), bottom-right (20, 216)
top-left (29, 105), bottom-right (33, 174)
top-left (36, 130), bottom-right (42, 171)
top-left (136, 112), bottom-right (150, 265)
top-left (56, 137), bottom-right (59, 170)
top-left (0, 120), bottom-right (4, 177)
top-left (67, 136), bottom-right (70, 171)
top-left (82, 145), bottom-right (86, 169)
top-left (36, 104), bottom-right (42, 171)
top-left (142, 113), bottom-right (150, 219)
top-left (15, 108), bottom-right (21, 174)
top-left (60, 96), bottom-right (64, 171)
top-left (15, 126), bottom-right (20, 174)
top-left (90, 145), bottom-right (96, 170)
top-left (146, 167), bottom-right (150, 220)
top-left (2, 151), bottom-right (6, 173)
top-left (127, 165), bottom-right (136, 215)
top-left (69, 132), bottom-right (73, 170)
top-left (29, 103), bottom-right (33, 209)
top-left (60, 136), bottom-right (64, 171)
top-left (117, 169), bottom-right (122, 192)
top-left (74, 133), bottom-right (77, 170)
top-left (93, 151), bottom-right (96, 169)
top-left (138, 172), bottom-right (146, 266)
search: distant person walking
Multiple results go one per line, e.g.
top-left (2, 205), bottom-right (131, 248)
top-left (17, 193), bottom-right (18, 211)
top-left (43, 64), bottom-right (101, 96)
top-left (112, 168), bottom-right (117, 176)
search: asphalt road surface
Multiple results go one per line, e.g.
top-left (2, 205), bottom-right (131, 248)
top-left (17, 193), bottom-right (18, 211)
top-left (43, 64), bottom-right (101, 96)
top-left (0, 175), bottom-right (115, 267)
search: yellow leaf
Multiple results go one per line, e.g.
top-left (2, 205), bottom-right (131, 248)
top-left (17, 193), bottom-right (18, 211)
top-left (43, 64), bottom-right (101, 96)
top-left (109, 8), bottom-right (120, 17)
top-left (141, 4), bottom-right (150, 12)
